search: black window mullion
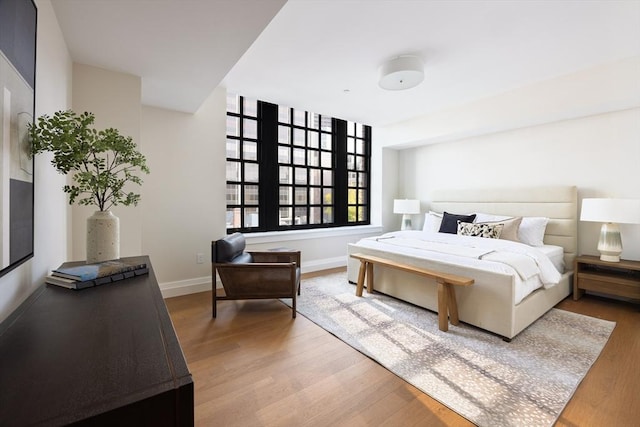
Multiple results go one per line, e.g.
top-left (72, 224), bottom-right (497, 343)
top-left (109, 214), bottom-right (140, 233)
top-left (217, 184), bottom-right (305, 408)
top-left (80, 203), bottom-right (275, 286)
top-left (259, 101), bottom-right (279, 230)
top-left (333, 119), bottom-right (348, 224)
top-left (363, 125), bottom-right (372, 223)
top-left (239, 98), bottom-right (246, 229)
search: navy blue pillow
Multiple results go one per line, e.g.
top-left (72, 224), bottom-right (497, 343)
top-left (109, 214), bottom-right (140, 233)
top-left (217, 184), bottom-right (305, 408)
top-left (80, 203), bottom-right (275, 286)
top-left (438, 212), bottom-right (477, 234)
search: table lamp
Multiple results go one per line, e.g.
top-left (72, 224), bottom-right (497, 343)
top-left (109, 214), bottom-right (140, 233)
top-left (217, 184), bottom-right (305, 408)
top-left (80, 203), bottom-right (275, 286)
top-left (580, 198), bottom-right (640, 262)
top-left (393, 199), bottom-right (420, 230)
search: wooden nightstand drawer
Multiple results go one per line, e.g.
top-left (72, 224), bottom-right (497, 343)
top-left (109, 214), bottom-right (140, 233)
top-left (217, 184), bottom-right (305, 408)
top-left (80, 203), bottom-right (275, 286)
top-left (577, 273), bottom-right (640, 299)
top-left (573, 255), bottom-right (640, 301)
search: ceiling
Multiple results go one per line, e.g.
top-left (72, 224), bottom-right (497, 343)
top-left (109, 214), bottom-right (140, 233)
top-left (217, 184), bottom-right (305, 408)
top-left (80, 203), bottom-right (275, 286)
top-left (51, 0), bottom-right (640, 127)
top-left (50, 0), bottom-right (287, 113)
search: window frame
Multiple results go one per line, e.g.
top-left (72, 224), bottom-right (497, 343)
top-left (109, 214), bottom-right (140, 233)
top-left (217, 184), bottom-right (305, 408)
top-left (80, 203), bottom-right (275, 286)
top-left (274, 106), bottom-right (335, 229)
top-left (225, 95), bottom-right (261, 231)
top-left (225, 95), bottom-right (371, 233)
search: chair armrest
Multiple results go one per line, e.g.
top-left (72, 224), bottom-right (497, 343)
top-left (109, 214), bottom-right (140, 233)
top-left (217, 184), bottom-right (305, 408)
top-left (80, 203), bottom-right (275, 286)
top-left (249, 251), bottom-right (300, 266)
top-left (215, 262), bottom-right (295, 269)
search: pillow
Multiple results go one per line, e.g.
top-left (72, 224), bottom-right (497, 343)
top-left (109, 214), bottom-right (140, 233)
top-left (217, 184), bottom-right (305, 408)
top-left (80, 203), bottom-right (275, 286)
top-left (457, 221), bottom-right (504, 239)
top-left (422, 211), bottom-right (443, 233)
top-left (473, 212), bottom-right (512, 223)
top-left (476, 216), bottom-right (522, 242)
top-left (518, 217), bottom-right (549, 246)
top-left (439, 212), bottom-right (477, 234)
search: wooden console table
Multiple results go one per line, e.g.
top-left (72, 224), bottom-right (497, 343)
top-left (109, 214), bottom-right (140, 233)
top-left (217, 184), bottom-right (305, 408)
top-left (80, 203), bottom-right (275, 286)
top-left (0, 256), bottom-right (194, 426)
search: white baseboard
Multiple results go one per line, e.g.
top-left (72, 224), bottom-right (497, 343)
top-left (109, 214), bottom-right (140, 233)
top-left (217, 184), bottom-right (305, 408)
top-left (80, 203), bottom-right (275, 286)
top-left (160, 256), bottom-right (347, 299)
top-left (160, 276), bottom-right (211, 299)
top-left (303, 256), bottom-right (347, 273)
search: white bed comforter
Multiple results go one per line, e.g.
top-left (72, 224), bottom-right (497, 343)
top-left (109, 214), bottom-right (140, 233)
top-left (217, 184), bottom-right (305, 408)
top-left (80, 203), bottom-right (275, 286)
top-left (352, 231), bottom-right (562, 304)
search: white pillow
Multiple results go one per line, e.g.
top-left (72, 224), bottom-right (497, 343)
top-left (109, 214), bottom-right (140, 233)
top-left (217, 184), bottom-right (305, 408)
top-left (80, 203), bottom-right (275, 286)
top-left (422, 211), bottom-right (443, 233)
top-left (474, 212), bottom-right (512, 223)
top-left (518, 217), bottom-right (549, 247)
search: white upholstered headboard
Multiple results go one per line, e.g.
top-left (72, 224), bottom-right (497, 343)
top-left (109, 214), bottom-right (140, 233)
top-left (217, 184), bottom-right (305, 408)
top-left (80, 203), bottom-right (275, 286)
top-left (429, 186), bottom-right (578, 270)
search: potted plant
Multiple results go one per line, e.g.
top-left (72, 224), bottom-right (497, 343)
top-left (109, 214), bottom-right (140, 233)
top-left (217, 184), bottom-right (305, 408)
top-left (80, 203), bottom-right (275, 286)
top-left (29, 110), bottom-right (150, 262)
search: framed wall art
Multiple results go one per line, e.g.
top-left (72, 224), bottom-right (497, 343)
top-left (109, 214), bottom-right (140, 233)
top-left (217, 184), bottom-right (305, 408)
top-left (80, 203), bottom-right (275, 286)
top-left (0, 0), bottom-right (37, 277)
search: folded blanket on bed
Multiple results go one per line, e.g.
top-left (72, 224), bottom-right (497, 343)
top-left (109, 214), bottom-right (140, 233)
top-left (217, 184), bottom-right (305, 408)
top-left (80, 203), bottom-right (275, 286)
top-left (379, 237), bottom-right (494, 259)
top-left (367, 231), bottom-right (561, 288)
top-left (482, 251), bottom-right (539, 281)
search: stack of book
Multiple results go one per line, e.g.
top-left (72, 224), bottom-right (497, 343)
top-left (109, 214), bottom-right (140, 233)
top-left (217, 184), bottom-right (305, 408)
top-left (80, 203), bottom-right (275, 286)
top-left (45, 259), bottom-right (149, 290)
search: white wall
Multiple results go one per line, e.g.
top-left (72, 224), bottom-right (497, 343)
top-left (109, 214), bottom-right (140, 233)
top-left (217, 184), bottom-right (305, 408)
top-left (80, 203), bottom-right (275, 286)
top-left (379, 57), bottom-right (640, 261)
top-left (70, 64), bottom-right (143, 261)
top-left (244, 226), bottom-right (382, 271)
top-left (379, 147), bottom-right (399, 231)
top-left (140, 88), bottom-right (226, 295)
top-left (0, 0), bottom-right (71, 322)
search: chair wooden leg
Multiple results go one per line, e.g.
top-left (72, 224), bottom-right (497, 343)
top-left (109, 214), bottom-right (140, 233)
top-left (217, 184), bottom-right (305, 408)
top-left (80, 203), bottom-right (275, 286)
top-left (212, 265), bottom-right (217, 318)
top-left (292, 294), bottom-right (297, 318)
top-left (212, 292), bottom-right (217, 318)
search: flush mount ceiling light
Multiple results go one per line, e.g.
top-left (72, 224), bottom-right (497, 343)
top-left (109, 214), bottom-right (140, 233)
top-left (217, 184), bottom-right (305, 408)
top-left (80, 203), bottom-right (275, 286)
top-left (378, 55), bottom-right (424, 90)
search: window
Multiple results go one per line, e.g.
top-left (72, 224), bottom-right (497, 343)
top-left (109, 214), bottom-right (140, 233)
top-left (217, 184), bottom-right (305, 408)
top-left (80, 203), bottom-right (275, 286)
top-left (226, 94), bottom-right (371, 233)
top-left (346, 121), bottom-right (368, 223)
top-left (225, 95), bottom-right (260, 230)
top-left (277, 107), bottom-right (335, 227)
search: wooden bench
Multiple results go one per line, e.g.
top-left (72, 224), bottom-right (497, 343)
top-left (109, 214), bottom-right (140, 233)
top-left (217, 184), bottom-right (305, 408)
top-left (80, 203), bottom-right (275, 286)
top-left (350, 253), bottom-right (474, 332)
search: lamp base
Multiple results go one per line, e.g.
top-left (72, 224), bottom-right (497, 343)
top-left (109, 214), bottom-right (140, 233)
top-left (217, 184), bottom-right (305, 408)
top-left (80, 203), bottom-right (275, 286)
top-left (597, 222), bottom-right (622, 263)
top-left (401, 214), bottom-right (413, 231)
top-left (599, 254), bottom-right (621, 263)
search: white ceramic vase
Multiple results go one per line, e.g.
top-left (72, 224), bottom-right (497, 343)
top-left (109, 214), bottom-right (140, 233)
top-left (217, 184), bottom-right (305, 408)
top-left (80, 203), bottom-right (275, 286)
top-left (86, 210), bottom-right (120, 263)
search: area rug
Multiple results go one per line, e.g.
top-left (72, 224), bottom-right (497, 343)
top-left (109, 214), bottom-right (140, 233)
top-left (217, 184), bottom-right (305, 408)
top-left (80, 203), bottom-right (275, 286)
top-left (285, 271), bottom-right (615, 427)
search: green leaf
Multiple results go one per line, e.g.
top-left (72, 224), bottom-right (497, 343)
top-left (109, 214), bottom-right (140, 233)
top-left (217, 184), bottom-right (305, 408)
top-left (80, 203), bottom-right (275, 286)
top-left (29, 110), bottom-right (150, 210)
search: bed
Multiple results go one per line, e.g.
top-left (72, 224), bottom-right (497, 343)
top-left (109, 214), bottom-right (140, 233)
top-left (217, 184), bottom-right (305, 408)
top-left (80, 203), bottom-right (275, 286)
top-left (347, 186), bottom-right (577, 340)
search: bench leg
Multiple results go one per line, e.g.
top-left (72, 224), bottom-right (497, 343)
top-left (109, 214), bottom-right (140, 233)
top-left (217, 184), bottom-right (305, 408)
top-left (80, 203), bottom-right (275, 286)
top-left (437, 280), bottom-right (448, 332)
top-left (366, 262), bottom-right (374, 293)
top-left (356, 260), bottom-right (366, 297)
top-left (446, 284), bottom-right (459, 325)
top-left (437, 281), bottom-right (461, 331)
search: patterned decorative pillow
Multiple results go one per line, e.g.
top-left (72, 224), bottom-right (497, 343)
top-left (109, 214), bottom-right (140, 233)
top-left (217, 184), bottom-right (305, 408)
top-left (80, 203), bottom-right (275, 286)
top-left (476, 216), bottom-right (522, 242)
top-left (457, 221), bottom-right (504, 239)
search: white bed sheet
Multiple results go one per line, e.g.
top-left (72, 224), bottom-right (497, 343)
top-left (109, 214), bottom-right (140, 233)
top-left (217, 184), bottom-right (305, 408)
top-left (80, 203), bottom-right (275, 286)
top-left (538, 244), bottom-right (565, 273)
top-left (352, 230), bottom-right (562, 304)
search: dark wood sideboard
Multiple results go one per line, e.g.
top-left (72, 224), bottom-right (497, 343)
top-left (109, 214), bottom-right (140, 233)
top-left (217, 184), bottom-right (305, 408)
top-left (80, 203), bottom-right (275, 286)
top-left (0, 256), bottom-right (194, 426)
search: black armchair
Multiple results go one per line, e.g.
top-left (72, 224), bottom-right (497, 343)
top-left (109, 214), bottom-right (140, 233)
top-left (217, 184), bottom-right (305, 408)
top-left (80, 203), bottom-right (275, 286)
top-left (211, 233), bottom-right (301, 318)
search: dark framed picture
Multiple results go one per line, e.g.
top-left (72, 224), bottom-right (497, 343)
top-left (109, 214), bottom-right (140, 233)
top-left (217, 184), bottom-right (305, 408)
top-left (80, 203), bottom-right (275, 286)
top-left (0, 0), bottom-right (37, 277)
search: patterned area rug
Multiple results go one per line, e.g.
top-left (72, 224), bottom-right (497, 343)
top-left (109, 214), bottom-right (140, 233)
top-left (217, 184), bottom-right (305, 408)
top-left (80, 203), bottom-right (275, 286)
top-left (287, 272), bottom-right (615, 427)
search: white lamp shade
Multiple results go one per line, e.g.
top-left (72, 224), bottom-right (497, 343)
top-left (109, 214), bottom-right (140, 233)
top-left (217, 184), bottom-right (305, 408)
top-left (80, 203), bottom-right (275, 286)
top-left (393, 199), bottom-right (420, 214)
top-left (580, 198), bottom-right (640, 224)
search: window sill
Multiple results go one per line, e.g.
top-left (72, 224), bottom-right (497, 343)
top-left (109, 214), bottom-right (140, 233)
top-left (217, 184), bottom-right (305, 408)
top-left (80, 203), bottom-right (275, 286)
top-left (245, 225), bottom-right (383, 245)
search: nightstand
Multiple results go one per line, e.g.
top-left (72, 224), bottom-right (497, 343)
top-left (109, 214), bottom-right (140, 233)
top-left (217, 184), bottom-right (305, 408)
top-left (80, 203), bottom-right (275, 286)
top-left (573, 255), bottom-right (640, 301)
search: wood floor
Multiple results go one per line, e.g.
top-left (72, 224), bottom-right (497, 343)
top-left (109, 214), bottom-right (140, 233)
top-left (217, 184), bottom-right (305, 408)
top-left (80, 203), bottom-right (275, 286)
top-left (165, 269), bottom-right (640, 426)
